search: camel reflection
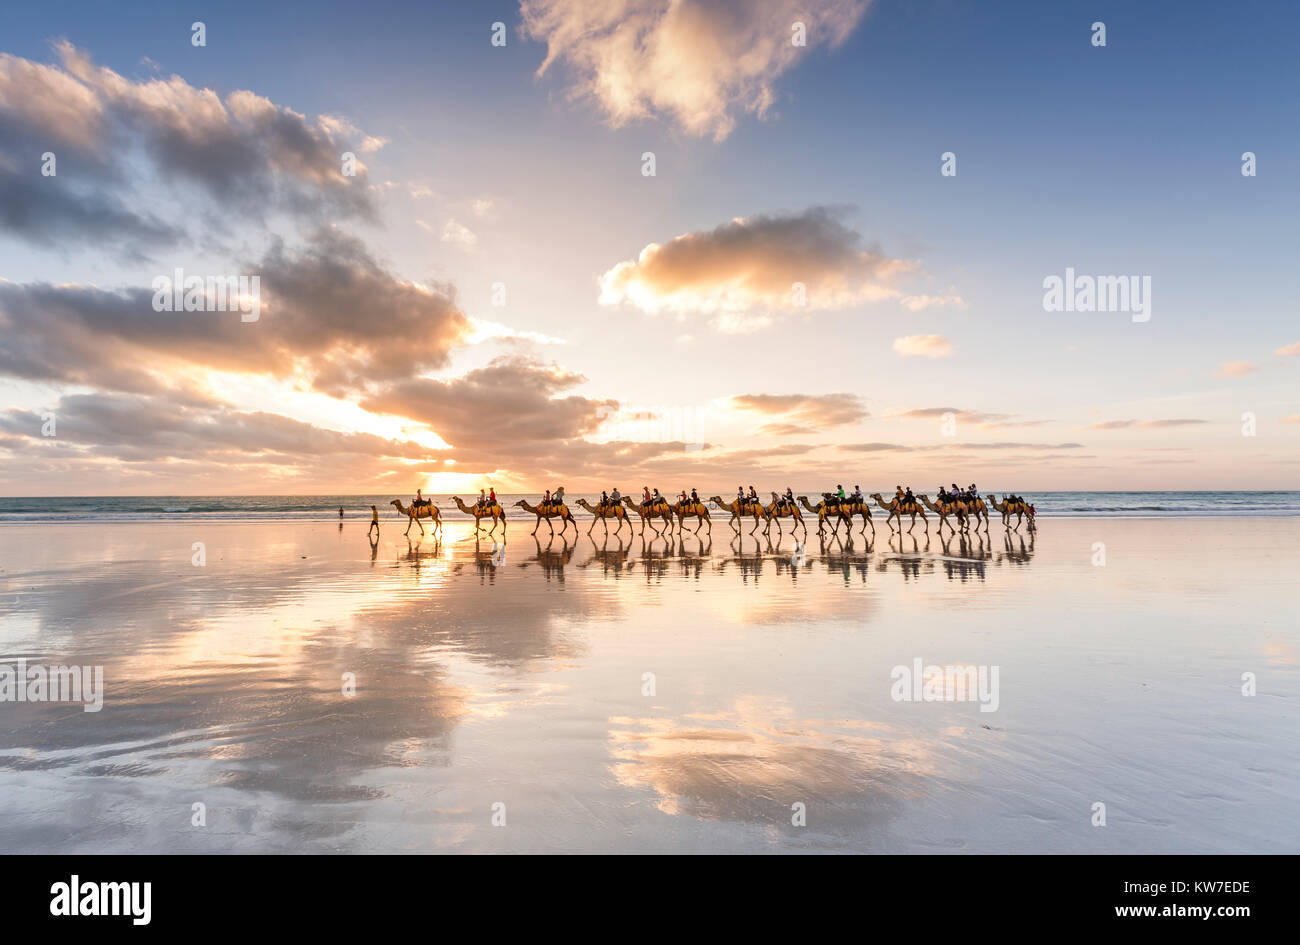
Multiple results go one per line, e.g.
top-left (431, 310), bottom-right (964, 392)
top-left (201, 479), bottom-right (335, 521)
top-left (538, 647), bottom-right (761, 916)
top-left (580, 534), bottom-right (631, 577)
top-left (819, 533), bottom-right (871, 584)
top-left (518, 534), bottom-right (572, 582)
top-left (635, 534), bottom-right (674, 582)
top-left (719, 535), bottom-right (769, 584)
top-left (996, 530), bottom-right (1036, 566)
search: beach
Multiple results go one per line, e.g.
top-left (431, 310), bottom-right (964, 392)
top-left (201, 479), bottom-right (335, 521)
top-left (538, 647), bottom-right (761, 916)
top-left (1, 514), bottom-right (1296, 854)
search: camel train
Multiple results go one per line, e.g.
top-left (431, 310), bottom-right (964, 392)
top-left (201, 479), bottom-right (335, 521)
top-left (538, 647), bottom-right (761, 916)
top-left (386, 488), bottom-right (1035, 540)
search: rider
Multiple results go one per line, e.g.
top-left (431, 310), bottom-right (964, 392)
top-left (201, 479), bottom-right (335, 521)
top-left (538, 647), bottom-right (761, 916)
top-left (476, 488), bottom-right (487, 509)
top-left (835, 484), bottom-right (846, 509)
top-left (641, 486), bottom-right (652, 508)
top-left (736, 485), bottom-right (747, 508)
top-left (690, 488), bottom-right (700, 506)
top-left (611, 487), bottom-right (621, 507)
top-left (488, 487), bottom-right (497, 508)
top-left (542, 488), bottom-right (552, 513)
top-left (895, 485), bottom-right (906, 508)
top-left (903, 486), bottom-right (916, 510)
top-left (599, 489), bottom-right (609, 510)
top-left (651, 487), bottom-right (664, 507)
top-left (851, 484), bottom-right (863, 505)
top-left (414, 488), bottom-right (429, 509)
top-left (784, 486), bottom-right (794, 510)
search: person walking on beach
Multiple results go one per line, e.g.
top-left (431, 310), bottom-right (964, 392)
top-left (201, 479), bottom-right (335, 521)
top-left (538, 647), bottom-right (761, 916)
top-left (339, 506), bottom-right (345, 518)
top-left (369, 504), bottom-right (380, 538)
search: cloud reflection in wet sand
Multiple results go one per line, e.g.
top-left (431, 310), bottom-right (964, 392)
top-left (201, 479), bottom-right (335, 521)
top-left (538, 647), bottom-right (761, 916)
top-left (610, 701), bottom-right (935, 835)
top-left (1, 517), bottom-right (1297, 852)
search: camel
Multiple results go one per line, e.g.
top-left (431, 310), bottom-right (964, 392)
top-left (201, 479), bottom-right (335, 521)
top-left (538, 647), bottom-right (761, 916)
top-left (673, 499), bottom-right (712, 533)
top-left (760, 493), bottom-right (805, 540)
top-left (620, 495), bottom-right (676, 534)
top-left (450, 495), bottom-right (507, 536)
top-left (390, 499), bottom-right (442, 539)
top-left (575, 497), bottom-right (630, 536)
top-left (869, 492), bottom-right (928, 533)
top-left (709, 496), bottom-right (765, 533)
top-left (987, 494), bottom-right (1034, 531)
top-left (513, 498), bottom-right (576, 537)
top-left (834, 496), bottom-right (875, 539)
top-left (917, 494), bottom-right (966, 534)
top-left (798, 496), bottom-right (837, 536)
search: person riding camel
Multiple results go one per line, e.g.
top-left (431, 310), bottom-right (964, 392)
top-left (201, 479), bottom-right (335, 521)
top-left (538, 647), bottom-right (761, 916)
top-left (690, 488), bottom-right (699, 507)
top-left (599, 490), bottom-right (609, 510)
top-left (783, 486), bottom-right (794, 510)
top-left (488, 487), bottom-right (497, 509)
top-left (851, 484), bottom-right (863, 506)
top-left (747, 486), bottom-right (759, 511)
top-left (678, 490), bottom-right (688, 510)
top-left (736, 485), bottom-right (746, 510)
top-left (414, 488), bottom-right (429, 510)
top-left (476, 488), bottom-right (487, 509)
top-left (904, 486), bottom-right (916, 511)
top-left (641, 486), bottom-right (652, 508)
top-left (611, 487), bottom-right (621, 506)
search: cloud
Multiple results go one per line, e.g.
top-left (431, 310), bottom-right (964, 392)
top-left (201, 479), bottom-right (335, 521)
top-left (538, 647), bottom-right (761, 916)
top-left (0, 391), bottom-right (433, 475)
top-left (599, 207), bottom-right (916, 325)
top-left (839, 442), bottom-right (911, 452)
top-left (1274, 342), bottom-right (1300, 357)
top-left (837, 440), bottom-right (1082, 453)
top-left (892, 334), bottom-right (952, 359)
top-left (0, 43), bottom-right (376, 255)
top-left (730, 393), bottom-right (867, 433)
top-left (361, 356), bottom-right (618, 462)
top-left (0, 228), bottom-right (471, 396)
top-left (1087, 419), bottom-right (1207, 430)
top-left (1283, 415), bottom-right (1300, 424)
top-left (1216, 360), bottom-right (1258, 378)
top-left (441, 219), bottom-right (477, 247)
top-left (899, 294), bottom-right (966, 312)
top-left (520, 0), bottom-right (871, 140)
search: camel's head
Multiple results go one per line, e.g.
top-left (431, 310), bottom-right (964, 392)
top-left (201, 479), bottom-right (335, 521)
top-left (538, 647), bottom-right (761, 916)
top-left (869, 493), bottom-right (884, 500)
top-left (390, 499), bottom-right (402, 508)
top-left (513, 499), bottom-right (528, 508)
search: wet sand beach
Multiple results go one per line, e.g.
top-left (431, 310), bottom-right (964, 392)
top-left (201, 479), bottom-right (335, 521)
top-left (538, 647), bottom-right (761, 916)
top-left (1, 516), bottom-right (1296, 853)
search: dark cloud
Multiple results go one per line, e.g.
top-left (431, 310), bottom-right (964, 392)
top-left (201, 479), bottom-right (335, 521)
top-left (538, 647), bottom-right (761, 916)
top-left (0, 229), bottom-right (470, 394)
top-left (731, 393), bottom-right (867, 430)
top-left (0, 43), bottom-right (376, 256)
top-left (362, 355), bottom-right (617, 461)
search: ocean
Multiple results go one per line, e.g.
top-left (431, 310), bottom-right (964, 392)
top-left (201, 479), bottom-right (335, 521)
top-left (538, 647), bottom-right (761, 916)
top-left (1, 491), bottom-right (1298, 523)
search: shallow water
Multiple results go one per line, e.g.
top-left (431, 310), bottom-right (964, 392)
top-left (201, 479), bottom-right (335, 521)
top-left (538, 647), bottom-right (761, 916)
top-left (0, 517), bottom-right (1296, 853)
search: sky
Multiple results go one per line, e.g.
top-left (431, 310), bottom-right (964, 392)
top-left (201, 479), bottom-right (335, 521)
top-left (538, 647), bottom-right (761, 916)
top-left (1, 0), bottom-right (1297, 495)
